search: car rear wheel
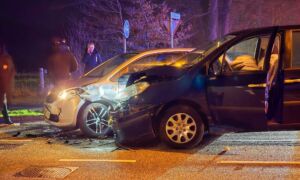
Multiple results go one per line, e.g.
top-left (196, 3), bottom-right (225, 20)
top-left (78, 102), bottom-right (112, 138)
top-left (159, 105), bottom-right (204, 148)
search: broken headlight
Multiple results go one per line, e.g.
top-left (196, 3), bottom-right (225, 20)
top-left (115, 82), bottom-right (150, 102)
top-left (58, 88), bottom-right (85, 100)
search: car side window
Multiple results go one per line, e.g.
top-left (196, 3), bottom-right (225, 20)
top-left (111, 53), bottom-right (184, 81)
top-left (291, 30), bottom-right (300, 68)
top-left (209, 35), bottom-right (272, 75)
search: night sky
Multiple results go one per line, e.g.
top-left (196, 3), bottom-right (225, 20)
top-left (0, 0), bottom-right (70, 72)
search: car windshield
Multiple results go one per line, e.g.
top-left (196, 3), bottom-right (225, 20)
top-left (203, 35), bottom-right (236, 55)
top-left (171, 35), bottom-right (236, 68)
top-left (84, 53), bottom-right (138, 77)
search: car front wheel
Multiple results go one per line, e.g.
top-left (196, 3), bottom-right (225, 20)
top-left (78, 102), bottom-right (112, 138)
top-left (159, 105), bottom-right (205, 148)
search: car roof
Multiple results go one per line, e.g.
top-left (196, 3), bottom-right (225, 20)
top-left (126, 48), bottom-right (195, 55)
top-left (228, 25), bottom-right (300, 36)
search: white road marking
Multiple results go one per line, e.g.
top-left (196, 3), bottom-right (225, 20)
top-left (0, 139), bottom-right (33, 142)
top-left (59, 159), bottom-right (136, 163)
top-left (217, 160), bottom-right (300, 166)
top-left (219, 139), bottom-right (299, 142)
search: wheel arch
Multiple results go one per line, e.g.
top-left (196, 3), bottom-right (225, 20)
top-left (152, 99), bottom-right (210, 136)
top-left (75, 99), bottom-right (114, 128)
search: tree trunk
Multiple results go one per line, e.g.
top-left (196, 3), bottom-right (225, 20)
top-left (221, 0), bottom-right (232, 35)
top-left (209, 0), bottom-right (219, 41)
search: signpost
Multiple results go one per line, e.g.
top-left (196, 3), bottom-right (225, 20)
top-left (39, 67), bottom-right (45, 91)
top-left (170, 12), bottom-right (181, 48)
top-left (123, 20), bottom-right (130, 53)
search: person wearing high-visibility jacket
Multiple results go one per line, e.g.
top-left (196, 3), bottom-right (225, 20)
top-left (0, 43), bottom-right (15, 124)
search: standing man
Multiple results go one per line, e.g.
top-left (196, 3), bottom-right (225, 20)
top-left (82, 42), bottom-right (102, 73)
top-left (0, 43), bottom-right (15, 124)
top-left (47, 37), bottom-right (78, 86)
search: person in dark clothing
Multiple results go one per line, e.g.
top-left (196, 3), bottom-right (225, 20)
top-left (82, 42), bottom-right (102, 73)
top-left (0, 43), bottom-right (15, 124)
top-left (47, 38), bottom-right (78, 86)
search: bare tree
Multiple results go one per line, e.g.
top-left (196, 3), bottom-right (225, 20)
top-left (125, 0), bottom-right (193, 50)
top-left (64, 0), bottom-right (194, 67)
top-left (228, 0), bottom-right (300, 32)
top-left (63, 0), bottom-right (125, 75)
top-left (220, 0), bottom-right (232, 36)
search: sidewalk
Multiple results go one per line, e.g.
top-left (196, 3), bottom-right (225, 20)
top-left (0, 106), bottom-right (44, 124)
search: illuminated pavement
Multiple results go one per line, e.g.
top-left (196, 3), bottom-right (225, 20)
top-left (0, 121), bottom-right (300, 179)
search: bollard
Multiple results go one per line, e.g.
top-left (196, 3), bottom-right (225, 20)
top-left (39, 67), bottom-right (45, 92)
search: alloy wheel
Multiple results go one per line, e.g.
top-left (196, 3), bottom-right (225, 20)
top-left (85, 103), bottom-right (109, 134)
top-left (165, 113), bottom-right (197, 144)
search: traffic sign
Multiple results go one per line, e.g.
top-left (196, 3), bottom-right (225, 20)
top-left (170, 12), bottom-right (181, 20)
top-left (123, 20), bottom-right (130, 39)
top-left (170, 12), bottom-right (181, 48)
top-left (170, 20), bottom-right (181, 35)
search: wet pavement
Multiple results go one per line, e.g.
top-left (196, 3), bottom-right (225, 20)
top-left (0, 119), bottom-right (300, 179)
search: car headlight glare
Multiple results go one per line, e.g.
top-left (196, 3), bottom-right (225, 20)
top-left (58, 88), bottom-right (84, 100)
top-left (115, 82), bottom-right (150, 101)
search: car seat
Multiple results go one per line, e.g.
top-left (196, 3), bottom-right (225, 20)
top-left (230, 55), bottom-right (259, 71)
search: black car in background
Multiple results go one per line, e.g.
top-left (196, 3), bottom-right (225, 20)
top-left (111, 25), bottom-right (300, 148)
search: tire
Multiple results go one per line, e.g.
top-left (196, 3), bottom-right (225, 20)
top-left (159, 105), bottom-right (205, 149)
top-left (78, 102), bottom-right (112, 138)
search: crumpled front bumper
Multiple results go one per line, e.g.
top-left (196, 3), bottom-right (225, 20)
top-left (110, 103), bottom-right (159, 145)
top-left (44, 95), bottom-right (84, 129)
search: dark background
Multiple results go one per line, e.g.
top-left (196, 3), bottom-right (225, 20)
top-left (0, 0), bottom-right (208, 72)
top-left (2, 0), bottom-right (299, 73)
top-left (0, 0), bottom-right (70, 72)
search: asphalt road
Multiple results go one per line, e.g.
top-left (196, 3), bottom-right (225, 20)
top-left (0, 121), bottom-right (300, 179)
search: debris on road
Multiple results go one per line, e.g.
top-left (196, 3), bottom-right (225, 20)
top-left (12, 132), bottom-right (20, 137)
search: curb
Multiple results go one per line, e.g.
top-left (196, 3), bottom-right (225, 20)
top-left (1, 115), bottom-right (44, 124)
